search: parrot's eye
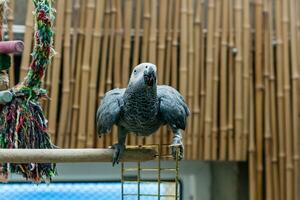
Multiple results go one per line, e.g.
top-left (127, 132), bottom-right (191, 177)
top-left (134, 70), bottom-right (137, 73)
top-left (145, 66), bottom-right (148, 69)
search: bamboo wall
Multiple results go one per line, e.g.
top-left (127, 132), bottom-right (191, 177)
top-left (10, 0), bottom-right (300, 199)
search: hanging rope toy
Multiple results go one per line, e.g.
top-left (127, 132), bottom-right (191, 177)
top-left (0, 0), bottom-right (56, 182)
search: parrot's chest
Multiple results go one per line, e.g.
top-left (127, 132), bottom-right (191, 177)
top-left (120, 98), bottom-right (161, 135)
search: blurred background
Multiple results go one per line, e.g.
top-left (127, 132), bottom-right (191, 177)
top-left (0, 0), bottom-right (299, 199)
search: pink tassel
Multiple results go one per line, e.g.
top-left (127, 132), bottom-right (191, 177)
top-left (0, 40), bottom-right (24, 54)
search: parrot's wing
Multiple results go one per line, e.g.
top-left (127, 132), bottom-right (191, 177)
top-left (96, 88), bottom-right (125, 136)
top-left (157, 85), bottom-right (190, 130)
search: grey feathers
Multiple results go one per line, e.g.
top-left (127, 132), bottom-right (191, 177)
top-left (96, 63), bottom-right (189, 137)
top-left (157, 85), bottom-right (190, 130)
top-left (96, 88), bottom-right (125, 135)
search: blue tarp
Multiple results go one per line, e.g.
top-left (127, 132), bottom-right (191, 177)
top-left (0, 182), bottom-right (174, 200)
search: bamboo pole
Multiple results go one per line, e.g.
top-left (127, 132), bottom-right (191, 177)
top-left (66, 0), bottom-right (80, 148)
top-left (148, 0), bottom-right (157, 63)
top-left (57, 0), bottom-right (73, 148)
top-left (97, 0), bottom-right (111, 148)
top-left (211, 0), bottom-right (221, 160)
top-left (187, 0), bottom-right (195, 160)
top-left (65, 0), bottom-right (77, 147)
top-left (171, 0), bottom-right (180, 89)
top-left (268, 0), bottom-right (280, 199)
top-left (122, 0), bottom-right (134, 145)
top-left (164, 0), bottom-right (173, 85)
top-left (227, 0), bottom-right (235, 160)
top-left (179, 0), bottom-right (188, 99)
top-left (97, 0), bottom-right (110, 100)
top-left (20, 1), bottom-right (33, 80)
top-left (296, 11), bottom-right (300, 200)
top-left (234, 0), bottom-right (243, 161)
top-left (289, 0), bottom-right (300, 199)
top-left (219, 0), bottom-right (229, 160)
top-left (270, 53), bottom-right (281, 197)
top-left (192, 0), bottom-right (202, 160)
top-left (203, 0), bottom-right (215, 160)
top-left (48, 0), bottom-right (66, 144)
top-left (77, 0), bottom-right (96, 148)
top-left (86, 0), bottom-right (106, 148)
top-left (242, 0), bottom-right (251, 160)
top-left (64, 107), bottom-right (72, 148)
top-left (7, 0), bottom-right (15, 87)
top-left (71, 0), bottom-right (87, 148)
top-left (198, 3), bottom-right (206, 159)
top-left (157, 0), bottom-right (167, 84)
top-left (105, 0), bottom-right (116, 92)
top-left (141, 0), bottom-right (150, 61)
top-left (298, 0), bottom-right (300, 69)
top-left (275, 0), bottom-right (286, 199)
top-left (254, 1), bottom-right (264, 199)
top-left (132, 0), bottom-right (142, 67)
top-left (249, 60), bottom-right (257, 200)
top-left (71, 0), bottom-right (81, 78)
top-left (263, 5), bottom-right (273, 199)
top-left (282, 0), bottom-right (293, 198)
top-left (227, 49), bottom-right (235, 160)
top-left (114, 0), bottom-right (123, 89)
top-left (0, 149), bottom-right (157, 163)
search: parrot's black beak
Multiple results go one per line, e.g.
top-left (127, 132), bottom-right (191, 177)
top-left (144, 67), bottom-right (156, 86)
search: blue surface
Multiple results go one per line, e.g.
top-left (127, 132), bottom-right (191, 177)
top-left (0, 182), bottom-right (174, 200)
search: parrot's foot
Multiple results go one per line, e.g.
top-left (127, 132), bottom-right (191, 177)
top-left (170, 138), bottom-right (184, 160)
top-left (111, 143), bottom-right (125, 166)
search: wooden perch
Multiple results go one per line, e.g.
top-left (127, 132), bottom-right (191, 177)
top-left (0, 148), bottom-right (157, 163)
top-left (0, 41), bottom-right (24, 54)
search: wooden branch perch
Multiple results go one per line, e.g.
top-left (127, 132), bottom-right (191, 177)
top-left (0, 41), bottom-right (24, 54)
top-left (0, 148), bottom-right (157, 163)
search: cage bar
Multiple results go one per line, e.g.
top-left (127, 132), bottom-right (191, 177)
top-left (121, 144), bottom-right (181, 199)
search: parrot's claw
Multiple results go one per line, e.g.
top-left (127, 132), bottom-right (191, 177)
top-left (170, 139), bottom-right (184, 160)
top-left (111, 143), bottom-right (125, 166)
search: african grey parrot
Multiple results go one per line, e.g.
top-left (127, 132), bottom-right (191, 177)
top-left (96, 63), bottom-right (190, 165)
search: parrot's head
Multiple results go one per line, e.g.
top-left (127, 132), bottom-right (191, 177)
top-left (128, 63), bottom-right (157, 90)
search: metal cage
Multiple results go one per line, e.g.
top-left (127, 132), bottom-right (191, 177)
top-left (121, 145), bottom-right (181, 200)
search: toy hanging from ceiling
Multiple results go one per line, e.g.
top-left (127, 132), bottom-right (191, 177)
top-left (0, 0), bottom-right (56, 182)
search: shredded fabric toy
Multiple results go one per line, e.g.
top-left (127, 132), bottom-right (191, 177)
top-left (0, 0), bottom-right (56, 182)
